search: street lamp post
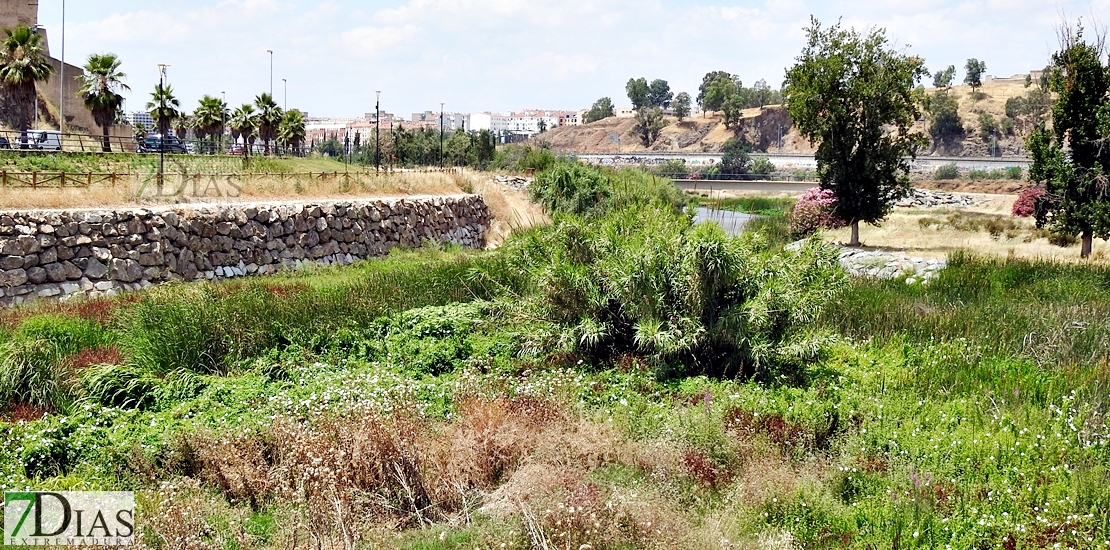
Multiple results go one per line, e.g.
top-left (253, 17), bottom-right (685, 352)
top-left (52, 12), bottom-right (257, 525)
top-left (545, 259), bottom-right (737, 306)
top-left (439, 102), bottom-right (444, 168)
top-left (374, 91), bottom-right (381, 174)
top-left (157, 64), bottom-right (167, 192)
top-left (266, 50), bottom-right (273, 96)
top-left (282, 79), bottom-right (287, 111)
top-left (59, 0), bottom-right (65, 134)
top-left (221, 91), bottom-right (226, 154)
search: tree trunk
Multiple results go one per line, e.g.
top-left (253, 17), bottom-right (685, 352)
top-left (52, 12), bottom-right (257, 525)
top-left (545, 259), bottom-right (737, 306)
top-left (1081, 231), bottom-right (1093, 259)
top-left (848, 220), bottom-right (861, 247)
top-left (102, 124), bottom-right (111, 153)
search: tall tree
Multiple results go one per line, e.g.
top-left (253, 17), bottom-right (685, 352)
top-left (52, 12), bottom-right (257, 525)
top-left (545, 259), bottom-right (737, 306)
top-left (647, 79), bottom-right (673, 108)
top-left (146, 83), bottom-right (181, 137)
top-left (278, 109), bottom-right (306, 156)
top-left (1029, 22), bottom-right (1110, 258)
top-left (253, 93), bottom-right (282, 155)
top-left (0, 25), bottom-right (54, 142)
top-left (77, 53), bottom-right (129, 152)
top-left (697, 71), bottom-right (738, 111)
top-left (783, 17), bottom-right (928, 246)
top-left (925, 89), bottom-right (963, 151)
top-left (701, 73), bottom-right (741, 113)
top-left (584, 97), bottom-right (615, 123)
top-left (626, 77), bottom-right (649, 110)
top-left (932, 65), bottom-right (956, 88)
top-left (192, 95), bottom-right (228, 154)
top-left (229, 104), bottom-right (257, 156)
top-left (673, 92), bottom-right (691, 121)
top-left (632, 107), bottom-right (665, 146)
top-left (964, 58), bottom-right (987, 95)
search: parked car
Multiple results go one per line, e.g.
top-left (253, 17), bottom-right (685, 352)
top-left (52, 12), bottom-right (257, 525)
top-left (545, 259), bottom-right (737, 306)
top-left (227, 144), bottom-right (245, 156)
top-left (138, 134), bottom-right (188, 154)
top-left (15, 130), bottom-right (62, 151)
top-left (0, 137), bottom-right (9, 149)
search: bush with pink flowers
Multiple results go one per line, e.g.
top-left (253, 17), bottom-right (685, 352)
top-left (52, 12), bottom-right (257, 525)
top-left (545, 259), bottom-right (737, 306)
top-left (789, 187), bottom-right (847, 238)
top-left (1012, 187), bottom-right (1046, 217)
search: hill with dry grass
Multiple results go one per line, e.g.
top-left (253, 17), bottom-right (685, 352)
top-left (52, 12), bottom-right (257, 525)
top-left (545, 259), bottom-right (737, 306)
top-left (538, 77), bottom-right (1043, 157)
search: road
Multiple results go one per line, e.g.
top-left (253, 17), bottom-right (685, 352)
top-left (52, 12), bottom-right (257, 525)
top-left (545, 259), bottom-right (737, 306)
top-left (571, 152), bottom-right (1032, 171)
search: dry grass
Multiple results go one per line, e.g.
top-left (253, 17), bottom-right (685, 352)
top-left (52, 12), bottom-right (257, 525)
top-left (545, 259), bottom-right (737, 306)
top-left (0, 169), bottom-right (544, 244)
top-left (824, 194), bottom-right (1110, 262)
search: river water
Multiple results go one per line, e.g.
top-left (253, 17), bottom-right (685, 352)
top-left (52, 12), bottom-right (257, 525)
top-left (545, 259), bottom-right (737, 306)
top-left (692, 207), bottom-right (757, 236)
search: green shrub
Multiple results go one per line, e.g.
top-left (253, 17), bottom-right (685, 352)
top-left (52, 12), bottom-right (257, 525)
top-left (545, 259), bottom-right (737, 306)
top-left (933, 163), bottom-right (959, 180)
top-left (0, 315), bottom-right (110, 411)
top-left (1005, 166), bottom-right (1023, 180)
top-left (749, 157), bottom-right (777, 176)
top-left (490, 144), bottom-right (556, 172)
top-left (651, 160), bottom-right (690, 179)
top-left (505, 204), bottom-right (845, 379)
top-left (530, 160), bottom-right (683, 218)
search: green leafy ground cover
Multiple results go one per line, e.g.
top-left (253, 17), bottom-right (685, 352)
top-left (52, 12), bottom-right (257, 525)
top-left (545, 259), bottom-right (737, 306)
top-left (0, 164), bottom-right (1107, 548)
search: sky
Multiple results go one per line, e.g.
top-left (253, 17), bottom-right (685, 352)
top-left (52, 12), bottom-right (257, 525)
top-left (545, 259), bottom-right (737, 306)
top-left (33, 0), bottom-right (1110, 119)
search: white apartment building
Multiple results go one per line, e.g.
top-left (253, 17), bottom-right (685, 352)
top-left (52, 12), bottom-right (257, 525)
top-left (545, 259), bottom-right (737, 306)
top-left (126, 111), bottom-right (155, 129)
top-left (411, 111), bottom-right (470, 132)
top-left (471, 110), bottom-right (575, 136)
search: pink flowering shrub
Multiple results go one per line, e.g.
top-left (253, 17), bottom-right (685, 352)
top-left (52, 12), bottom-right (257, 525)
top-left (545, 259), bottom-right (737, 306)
top-left (789, 188), bottom-right (846, 238)
top-left (1012, 187), bottom-right (1045, 217)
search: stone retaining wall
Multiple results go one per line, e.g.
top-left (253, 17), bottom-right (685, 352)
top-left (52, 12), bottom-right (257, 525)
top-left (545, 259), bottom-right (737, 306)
top-left (0, 195), bottom-right (489, 307)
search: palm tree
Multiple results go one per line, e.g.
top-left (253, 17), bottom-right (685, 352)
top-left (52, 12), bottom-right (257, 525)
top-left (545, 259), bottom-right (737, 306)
top-left (146, 83), bottom-right (181, 138)
top-left (76, 53), bottom-right (128, 152)
top-left (173, 114), bottom-right (192, 143)
top-left (278, 109), bottom-right (306, 156)
top-left (0, 25), bottom-right (54, 146)
top-left (229, 104), bottom-right (257, 156)
top-left (192, 95), bottom-right (228, 154)
top-left (253, 93), bottom-right (281, 155)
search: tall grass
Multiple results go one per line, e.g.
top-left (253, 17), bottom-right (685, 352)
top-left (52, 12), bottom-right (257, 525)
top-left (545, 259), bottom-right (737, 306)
top-left (825, 251), bottom-right (1110, 405)
top-left (0, 315), bottom-right (111, 411)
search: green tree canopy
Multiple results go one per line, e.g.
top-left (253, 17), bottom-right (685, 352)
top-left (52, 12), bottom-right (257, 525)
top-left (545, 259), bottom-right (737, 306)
top-left (697, 71), bottom-right (738, 110)
top-left (146, 83), bottom-right (181, 137)
top-left (77, 53), bottom-right (128, 152)
top-left (925, 89), bottom-right (963, 150)
top-left (672, 92), bottom-right (691, 121)
top-left (626, 77), bottom-right (649, 110)
top-left (278, 109), bottom-right (306, 154)
top-left (932, 65), bottom-right (956, 88)
top-left (584, 97), bottom-right (615, 123)
top-left (193, 95), bottom-right (229, 152)
top-left (648, 79), bottom-right (673, 108)
top-left (632, 107), bottom-right (665, 146)
top-left (0, 25), bottom-right (54, 135)
top-left (783, 17), bottom-right (927, 246)
top-left (699, 72), bottom-right (741, 112)
top-left (254, 93), bottom-right (282, 155)
top-left (964, 58), bottom-right (986, 93)
top-left (1029, 22), bottom-right (1110, 258)
top-left (230, 104), bottom-right (257, 154)
top-left (718, 137), bottom-right (752, 179)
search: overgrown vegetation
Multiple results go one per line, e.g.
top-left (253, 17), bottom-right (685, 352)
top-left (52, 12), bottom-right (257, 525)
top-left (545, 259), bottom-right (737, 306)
top-left (2, 115), bottom-right (1110, 549)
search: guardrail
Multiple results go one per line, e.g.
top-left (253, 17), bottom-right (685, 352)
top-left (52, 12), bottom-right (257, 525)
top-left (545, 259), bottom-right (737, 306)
top-left (0, 130), bottom-right (305, 156)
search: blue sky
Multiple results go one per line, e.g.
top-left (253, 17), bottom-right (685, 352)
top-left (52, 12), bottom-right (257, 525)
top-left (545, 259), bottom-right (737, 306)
top-left (34, 0), bottom-right (1108, 119)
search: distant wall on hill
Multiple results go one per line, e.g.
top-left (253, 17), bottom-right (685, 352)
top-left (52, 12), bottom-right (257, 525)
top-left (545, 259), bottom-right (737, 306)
top-left (0, 195), bottom-right (490, 307)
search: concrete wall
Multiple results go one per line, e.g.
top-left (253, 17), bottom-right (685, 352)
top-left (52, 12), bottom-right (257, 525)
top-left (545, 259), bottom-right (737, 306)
top-left (0, 0), bottom-right (36, 33)
top-left (0, 195), bottom-right (490, 307)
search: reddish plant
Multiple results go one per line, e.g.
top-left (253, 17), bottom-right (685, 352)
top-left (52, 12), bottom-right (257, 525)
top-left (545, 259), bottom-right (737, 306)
top-left (1012, 187), bottom-right (1046, 217)
top-left (682, 449), bottom-right (733, 489)
top-left (65, 346), bottom-right (124, 371)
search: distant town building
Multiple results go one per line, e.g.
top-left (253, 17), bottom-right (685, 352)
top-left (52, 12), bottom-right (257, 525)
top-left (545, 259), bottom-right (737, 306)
top-left (470, 109), bottom-right (576, 137)
top-left (126, 111), bottom-right (155, 129)
top-left (411, 111), bottom-right (470, 132)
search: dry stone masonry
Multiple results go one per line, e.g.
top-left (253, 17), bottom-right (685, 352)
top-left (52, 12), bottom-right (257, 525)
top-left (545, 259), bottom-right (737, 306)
top-left (896, 188), bottom-right (979, 208)
top-left (0, 195), bottom-right (490, 307)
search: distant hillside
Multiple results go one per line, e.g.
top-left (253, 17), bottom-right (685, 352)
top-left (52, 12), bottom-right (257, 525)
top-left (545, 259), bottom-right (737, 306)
top-left (537, 78), bottom-right (1043, 157)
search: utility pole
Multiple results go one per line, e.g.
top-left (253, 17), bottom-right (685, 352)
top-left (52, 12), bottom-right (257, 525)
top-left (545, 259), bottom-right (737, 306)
top-left (59, 0), bottom-right (64, 134)
top-left (439, 102), bottom-right (444, 168)
top-left (374, 90), bottom-right (381, 173)
top-left (157, 64), bottom-right (167, 193)
top-left (266, 50), bottom-right (273, 96)
top-left (221, 91), bottom-right (226, 154)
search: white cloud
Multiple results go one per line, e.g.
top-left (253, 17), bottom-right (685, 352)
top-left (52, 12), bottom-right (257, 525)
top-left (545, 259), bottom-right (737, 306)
top-left (36, 0), bottom-right (1108, 118)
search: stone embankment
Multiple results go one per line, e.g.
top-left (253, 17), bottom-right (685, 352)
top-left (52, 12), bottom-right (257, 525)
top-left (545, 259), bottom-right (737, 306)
top-left (896, 188), bottom-right (979, 208)
top-left (0, 195), bottom-right (489, 307)
top-left (837, 248), bottom-right (946, 283)
top-left (490, 175), bottom-right (532, 191)
top-left (788, 240), bottom-right (947, 282)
